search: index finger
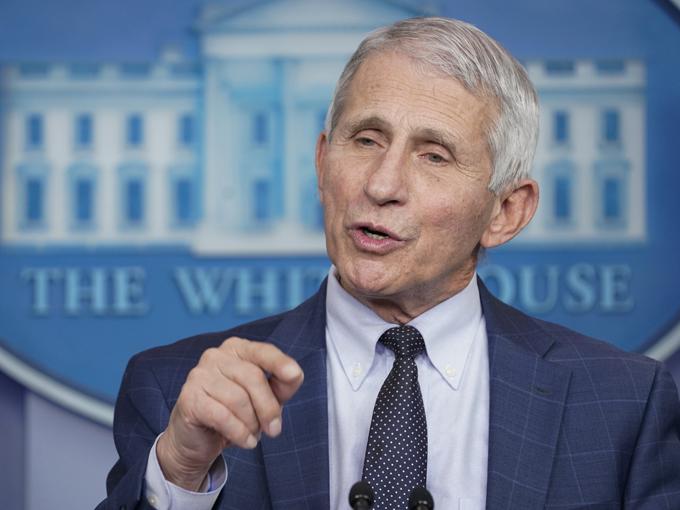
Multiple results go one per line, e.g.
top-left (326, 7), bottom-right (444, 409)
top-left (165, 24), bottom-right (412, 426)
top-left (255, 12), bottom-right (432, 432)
top-left (222, 337), bottom-right (304, 400)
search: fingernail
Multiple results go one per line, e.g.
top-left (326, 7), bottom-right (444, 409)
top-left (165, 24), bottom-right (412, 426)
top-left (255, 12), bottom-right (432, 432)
top-left (281, 363), bottom-right (300, 380)
top-left (268, 417), bottom-right (281, 436)
top-left (245, 434), bottom-right (258, 449)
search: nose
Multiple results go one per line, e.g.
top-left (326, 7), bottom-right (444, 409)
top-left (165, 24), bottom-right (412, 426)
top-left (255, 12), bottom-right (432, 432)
top-left (363, 145), bottom-right (409, 206)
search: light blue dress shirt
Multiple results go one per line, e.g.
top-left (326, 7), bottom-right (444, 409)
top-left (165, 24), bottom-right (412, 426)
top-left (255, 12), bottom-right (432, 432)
top-left (325, 269), bottom-right (489, 509)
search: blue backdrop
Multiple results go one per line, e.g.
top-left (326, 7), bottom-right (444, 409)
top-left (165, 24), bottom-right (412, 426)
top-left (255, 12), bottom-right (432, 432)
top-left (0, 1), bottom-right (679, 509)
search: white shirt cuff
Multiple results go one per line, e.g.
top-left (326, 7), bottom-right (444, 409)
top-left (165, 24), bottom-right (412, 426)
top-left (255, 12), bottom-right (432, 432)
top-left (144, 433), bottom-right (227, 510)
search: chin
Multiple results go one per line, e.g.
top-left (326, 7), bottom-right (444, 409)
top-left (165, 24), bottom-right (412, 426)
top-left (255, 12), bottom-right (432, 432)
top-left (341, 261), bottom-right (397, 297)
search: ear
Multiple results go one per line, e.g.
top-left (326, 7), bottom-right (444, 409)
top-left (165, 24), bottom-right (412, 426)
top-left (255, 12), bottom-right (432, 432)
top-left (315, 131), bottom-right (329, 203)
top-left (480, 179), bottom-right (539, 249)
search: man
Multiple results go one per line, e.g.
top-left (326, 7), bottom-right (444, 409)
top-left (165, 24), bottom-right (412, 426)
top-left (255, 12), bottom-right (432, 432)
top-left (98, 17), bottom-right (680, 510)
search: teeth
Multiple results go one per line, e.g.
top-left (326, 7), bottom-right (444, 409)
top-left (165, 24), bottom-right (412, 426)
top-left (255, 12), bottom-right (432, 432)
top-left (363, 228), bottom-right (388, 240)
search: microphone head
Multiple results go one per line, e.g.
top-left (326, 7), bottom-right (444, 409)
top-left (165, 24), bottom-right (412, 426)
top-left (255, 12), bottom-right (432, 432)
top-left (408, 486), bottom-right (434, 509)
top-left (349, 480), bottom-right (375, 508)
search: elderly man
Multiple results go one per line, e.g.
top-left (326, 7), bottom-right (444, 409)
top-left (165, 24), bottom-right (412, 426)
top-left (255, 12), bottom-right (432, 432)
top-left (99, 17), bottom-right (680, 510)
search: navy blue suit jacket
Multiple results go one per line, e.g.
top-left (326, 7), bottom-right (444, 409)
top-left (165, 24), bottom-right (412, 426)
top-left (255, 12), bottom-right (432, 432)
top-left (98, 280), bottom-right (680, 509)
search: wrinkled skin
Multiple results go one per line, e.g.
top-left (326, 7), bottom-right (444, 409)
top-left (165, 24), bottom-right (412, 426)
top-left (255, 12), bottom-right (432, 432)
top-left (316, 51), bottom-right (538, 323)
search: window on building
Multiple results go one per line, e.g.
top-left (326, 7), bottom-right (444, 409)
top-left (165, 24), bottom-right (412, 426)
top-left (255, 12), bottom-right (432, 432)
top-left (19, 63), bottom-right (49, 78)
top-left (69, 63), bottom-right (100, 79)
top-left (602, 110), bottom-right (620, 144)
top-left (554, 176), bottom-right (571, 221)
top-left (25, 178), bottom-right (44, 223)
top-left (170, 62), bottom-right (201, 78)
top-left (126, 114), bottom-right (144, 147)
top-left (602, 177), bottom-right (622, 222)
top-left (595, 60), bottom-right (625, 75)
top-left (75, 178), bottom-right (94, 223)
top-left (553, 111), bottom-right (569, 144)
top-left (546, 160), bottom-right (574, 225)
top-left (120, 63), bottom-right (151, 78)
top-left (545, 61), bottom-right (575, 75)
top-left (75, 114), bottom-right (93, 148)
top-left (594, 159), bottom-right (628, 228)
top-left (26, 114), bottom-right (43, 149)
top-left (254, 179), bottom-right (270, 221)
top-left (178, 114), bottom-right (194, 147)
top-left (174, 178), bottom-right (193, 223)
top-left (253, 113), bottom-right (268, 145)
top-left (125, 179), bottom-right (144, 224)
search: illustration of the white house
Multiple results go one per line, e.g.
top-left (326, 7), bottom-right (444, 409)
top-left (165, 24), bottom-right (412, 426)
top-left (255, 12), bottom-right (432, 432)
top-left (0, 0), bottom-right (645, 254)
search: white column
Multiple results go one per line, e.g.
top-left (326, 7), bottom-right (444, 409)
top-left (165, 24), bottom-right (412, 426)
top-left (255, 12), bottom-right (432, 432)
top-left (281, 59), bottom-right (302, 232)
top-left (2, 111), bottom-right (21, 242)
top-left (97, 109), bottom-right (120, 241)
top-left (574, 104), bottom-right (596, 236)
top-left (48, 109), bottom-right (69, 241)
top-left (202, 61), bottom-right (238, 234)
top-left (146, 109), bottom-right (168, 239)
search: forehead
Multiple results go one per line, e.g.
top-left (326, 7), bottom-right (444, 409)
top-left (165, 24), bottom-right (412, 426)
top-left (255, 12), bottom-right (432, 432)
top-left (340, 50), bottom-right (496, 137)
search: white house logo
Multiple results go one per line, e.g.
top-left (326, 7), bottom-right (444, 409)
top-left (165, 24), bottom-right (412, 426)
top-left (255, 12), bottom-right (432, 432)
top-left (0, 0), bottom-right (678, 424)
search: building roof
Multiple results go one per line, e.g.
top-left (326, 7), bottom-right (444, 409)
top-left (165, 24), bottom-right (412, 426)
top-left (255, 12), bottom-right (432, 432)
top-left (195, 0), bottom-right (425, 32)
top-left (0, 0), bottom-right (428, 63)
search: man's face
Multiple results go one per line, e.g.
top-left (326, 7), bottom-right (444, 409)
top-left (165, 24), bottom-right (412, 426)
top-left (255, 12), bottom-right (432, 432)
top-left (316, 51), bottom-right (501, 316)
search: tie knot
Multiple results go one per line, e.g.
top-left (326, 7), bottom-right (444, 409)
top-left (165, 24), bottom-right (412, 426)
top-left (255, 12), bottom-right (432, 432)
top-left (379, 325), bottom-right (425, 359)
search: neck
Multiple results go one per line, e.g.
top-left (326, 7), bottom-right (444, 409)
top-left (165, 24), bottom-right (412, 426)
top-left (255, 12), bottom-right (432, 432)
top-left (337, 268), bottom-right (476, 324)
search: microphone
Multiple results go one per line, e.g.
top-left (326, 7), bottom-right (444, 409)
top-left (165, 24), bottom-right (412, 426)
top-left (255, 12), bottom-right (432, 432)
top-left (348, 480), bottom-right (375, 509)
top-left (408, 486), bottom-right (434, 510)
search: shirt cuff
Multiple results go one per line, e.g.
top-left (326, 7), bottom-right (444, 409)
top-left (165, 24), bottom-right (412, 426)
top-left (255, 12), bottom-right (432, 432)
top-left (144, 433), bottom-right (227, 510)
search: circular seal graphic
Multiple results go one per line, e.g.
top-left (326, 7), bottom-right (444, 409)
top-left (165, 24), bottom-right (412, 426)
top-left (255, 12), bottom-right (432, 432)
top-left (1, 2), bottom-right (679, 421)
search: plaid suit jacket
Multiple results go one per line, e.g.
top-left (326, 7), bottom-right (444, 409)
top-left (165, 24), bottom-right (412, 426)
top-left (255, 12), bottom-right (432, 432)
top-left (98, 278), bottom-right (680, 509)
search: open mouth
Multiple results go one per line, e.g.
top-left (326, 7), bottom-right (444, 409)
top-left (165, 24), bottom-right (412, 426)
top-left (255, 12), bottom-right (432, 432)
top-left (361, 226), bottom-right (390, 240)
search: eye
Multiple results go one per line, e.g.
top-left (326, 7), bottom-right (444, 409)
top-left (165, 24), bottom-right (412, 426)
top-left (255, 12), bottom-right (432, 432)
top-left (425, 153), bottom-right (447, 164)
top-left (356, 136), bottom-right (377, 147)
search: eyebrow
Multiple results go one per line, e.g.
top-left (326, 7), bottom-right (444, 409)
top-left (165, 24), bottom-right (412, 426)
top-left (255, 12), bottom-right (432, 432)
top-left (342, 115), bottom-right (459, 155)
top-left (414, 127), bottom-right (458, 155)
top-left (343, 115), bottom-right (392, 136)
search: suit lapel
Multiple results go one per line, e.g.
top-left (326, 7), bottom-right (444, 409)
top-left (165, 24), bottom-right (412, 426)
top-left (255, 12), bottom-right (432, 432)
top-left (479, 280), bottom-right (572, 509)
top-left (260, 280), bottom-right (330, 509)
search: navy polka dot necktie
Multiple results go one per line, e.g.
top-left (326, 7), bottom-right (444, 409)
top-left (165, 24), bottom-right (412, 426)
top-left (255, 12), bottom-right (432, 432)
top-left (362, 325), bottom-right (428, 509)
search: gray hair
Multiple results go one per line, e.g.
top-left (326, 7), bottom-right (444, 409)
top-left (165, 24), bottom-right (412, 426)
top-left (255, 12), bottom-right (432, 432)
top-left (325, 17), bottom-right (539, 194)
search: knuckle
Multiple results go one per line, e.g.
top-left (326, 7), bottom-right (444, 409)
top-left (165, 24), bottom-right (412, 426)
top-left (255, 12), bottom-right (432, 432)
top-left (182, 405), bottom-right (198, 428)
top-left (200, 347), bottom-right (220, 365)
top-left (221, 336), bottom-right (244, 351)
top-left (186, 390), bottom-right (207, 419)
top-left (242, 338), bottom-right (268, 359)
top-left (206, 402), bottom-right (229, 426)
top-left (235, 427), bottom-right (254, 447)
top-left (231, 390), bottom-right (252, 413)
top-left (221, 384), bottom-right (247, 409)
top-left (221, 410), bottom-right (247, 440)
top-left (257, 342), bottom-right (279, 359)
top-left (184, 367), bottom-right (203, 388)
top-left (241, 363), bottom-right (267, 387)
top-left (176, 383), bottom-right (194, 404)
top-left (253, 395), bottom-right (280, 422)
top-left (265, 403), bottom-right (282, 421)
top-left (174, 395), bottom-right (200, 427)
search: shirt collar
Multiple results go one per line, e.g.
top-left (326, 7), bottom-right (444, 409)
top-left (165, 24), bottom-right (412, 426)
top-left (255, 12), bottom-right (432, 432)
top-left (325, 267), bottom-right (483, 391)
